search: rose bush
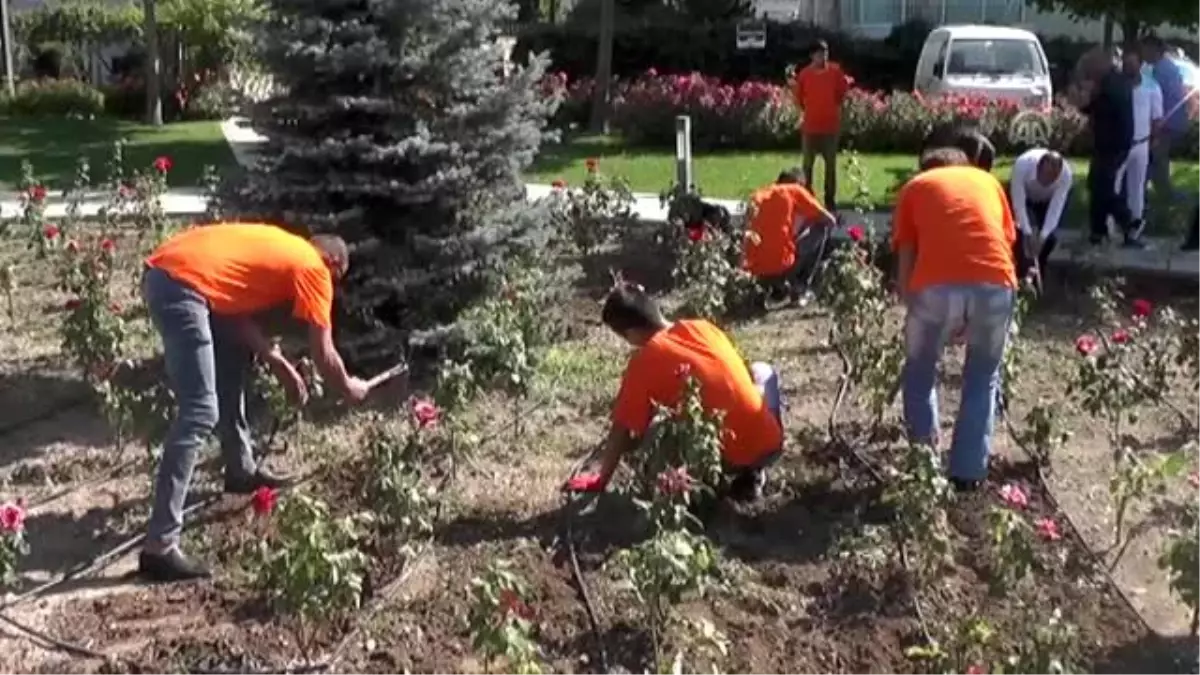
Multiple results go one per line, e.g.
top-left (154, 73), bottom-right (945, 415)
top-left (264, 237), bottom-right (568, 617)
top-left (544, 71), bottom-right (1200, 158)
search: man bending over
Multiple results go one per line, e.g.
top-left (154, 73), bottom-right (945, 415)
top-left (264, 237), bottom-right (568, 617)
top-left (892, 147), bottom-right (1017, 492)
top-left (563, 284), bottom-right (783, 501)
top-left (744, 168), bottom-right (836, 302)
top-left (140, 222), bottom-right (375, 581)
top-left (1009, 148), bottom-right (1072, 282)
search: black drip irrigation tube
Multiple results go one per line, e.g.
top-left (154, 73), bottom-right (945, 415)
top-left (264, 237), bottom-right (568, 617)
top-left (558, 454), bottom-right (611, 675)
top-left (827, 349), bottom-right (936, 647)
top-left (0, 394), bottom-right (91, 438)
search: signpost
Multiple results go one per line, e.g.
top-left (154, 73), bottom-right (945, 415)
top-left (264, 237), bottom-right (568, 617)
top-left (735, 20), bottom-right (766, 50)
top-left (674, 115), bottom-right (693, 194)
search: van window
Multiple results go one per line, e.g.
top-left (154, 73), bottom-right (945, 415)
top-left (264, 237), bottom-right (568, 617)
top-left (945, 38), bottom-right (1047, 77)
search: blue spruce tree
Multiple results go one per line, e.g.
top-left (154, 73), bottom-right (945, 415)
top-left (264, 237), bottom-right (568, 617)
top-left (229, 0), bottom-right (559, 367)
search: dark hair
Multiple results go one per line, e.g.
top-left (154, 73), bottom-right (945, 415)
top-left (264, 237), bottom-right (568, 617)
top-left (777, 166), bottom-right (804, 184)
top-left (810, 39), bottom-right (829, 54)
top-left (1122, 42), bottom-right (1142, 60)
top-left (1036, 151), bottom-right (1064, 171)
top-left (919, 146), bottom-right (970, 171)
top-left (922, 123), bottom-right (995, 171)
top-left (311, 233), bottom-right (349, 261)
top-left (601, 283), bottom-right (667, 335)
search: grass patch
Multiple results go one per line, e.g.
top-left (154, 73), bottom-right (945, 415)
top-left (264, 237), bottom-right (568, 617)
top-left (0, 116), bottom-right (237, 189)
top-left (527, 135), bottom-right (1199, 234)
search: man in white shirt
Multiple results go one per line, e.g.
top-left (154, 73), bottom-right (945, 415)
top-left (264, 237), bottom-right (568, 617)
top-left (1113, 45), bottom-right (1163, 237)
top-left (1009, 149), bottom-right (1072, 283)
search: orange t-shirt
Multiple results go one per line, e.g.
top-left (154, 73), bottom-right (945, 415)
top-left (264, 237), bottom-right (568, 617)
top-left (744, 183), bottom-right (828, 278)
top-left (611, 320), bottom-right (783, 467)
top-left (793, 62), bottom-right (850, 135)
top-left (891, 166), bottom-right (1017, 295)
top-left (146, 222), bottom-right (335, 327)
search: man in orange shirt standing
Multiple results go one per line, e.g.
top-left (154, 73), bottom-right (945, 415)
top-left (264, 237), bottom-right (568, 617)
top-left (563, 283), bottom-right (783, 502)
top-left (140, 223), bottom-right (377, 581)
top-left (891, 147), bottom-right (1018, 492)
top-left (792, 39), bottom-right (851, 210)
top-left (744, 168), bottom-right (836, 302)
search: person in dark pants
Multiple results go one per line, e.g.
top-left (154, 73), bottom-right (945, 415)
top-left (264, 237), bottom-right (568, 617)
top-left (1183, 205), bottom-right (1199, 252)
top-left (1008, 149), bottom-right (1072, 284)
top-left (1072, 49), bottom-right (1141, 248)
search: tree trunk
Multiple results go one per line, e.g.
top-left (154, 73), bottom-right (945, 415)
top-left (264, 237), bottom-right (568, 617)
top-left (588, 0), bottom-right (613, 134)
top-left (143, 0), bottom-right (163, 126)
top-left (1101, 15), bottom-right (1114, 52)
top-left (1120, 10), bottom-right (1140, 45)
top-left (0, 0), bottom-right (13, 97)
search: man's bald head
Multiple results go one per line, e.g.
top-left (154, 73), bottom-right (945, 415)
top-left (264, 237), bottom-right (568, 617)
top-left (1035, 151), bottom-right (1065, 187)
top-left (312, 234), bottom-right (349, 279)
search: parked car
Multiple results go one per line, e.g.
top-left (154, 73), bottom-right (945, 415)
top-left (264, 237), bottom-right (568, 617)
top-left (913, 25), bottom-right (1052, 109)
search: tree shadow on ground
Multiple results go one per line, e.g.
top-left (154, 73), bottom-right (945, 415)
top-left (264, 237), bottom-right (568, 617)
top-left (0, 371), bottom-right (109, 473)
top-left (1093, 629), bottom-right (1199, 674)
top-left (18, 493), bottom-right (150, 578)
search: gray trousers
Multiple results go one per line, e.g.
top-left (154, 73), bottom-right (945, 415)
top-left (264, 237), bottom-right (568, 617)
top-left (802, 133), bottom-right (839, 208)
top-left (142, 267), bottom-right (256, 546)
top-left (1149, 133), bottom-right (1178, 200)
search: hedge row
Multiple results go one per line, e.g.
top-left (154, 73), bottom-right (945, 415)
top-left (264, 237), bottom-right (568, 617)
top-left (0, 77), bottom-right (240, 121)
top-left (515, 19), bottom-right (1198, 94)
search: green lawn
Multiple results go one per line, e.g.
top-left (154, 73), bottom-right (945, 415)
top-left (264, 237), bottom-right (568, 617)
top-left (527, 136), bottom-right (1199, 233)
top-left (0, 117), bottom-right (237, 190)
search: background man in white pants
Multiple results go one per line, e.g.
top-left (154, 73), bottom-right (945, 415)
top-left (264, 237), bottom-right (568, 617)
top-left (1009, 148), bottom-right (1072, 283)
top-left (1114, 44), bottom-right (1163, 237)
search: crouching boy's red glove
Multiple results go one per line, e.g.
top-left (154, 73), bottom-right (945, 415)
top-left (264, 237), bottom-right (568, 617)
top-left (564, 473), bottom-right (606, 493)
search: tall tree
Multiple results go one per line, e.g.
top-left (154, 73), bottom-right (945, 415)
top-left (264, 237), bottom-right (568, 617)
top-left (588, 0), bottom-right (613, 133)
top-left (143, 0), bottom-right (163, 125)
top-left (1030, 0), bottom-right (1199, 45)
top-left (227, 0), bottom-right (559, 368)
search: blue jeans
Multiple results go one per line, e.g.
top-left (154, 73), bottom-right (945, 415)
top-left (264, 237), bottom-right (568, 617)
top-left (142, 267), bottom-right (256, 547)
top-left (901, 284), bottom-right (1014, 481)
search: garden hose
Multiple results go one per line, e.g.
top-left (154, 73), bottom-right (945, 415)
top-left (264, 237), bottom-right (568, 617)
top-left (559, 453), bottom-right (611, 674)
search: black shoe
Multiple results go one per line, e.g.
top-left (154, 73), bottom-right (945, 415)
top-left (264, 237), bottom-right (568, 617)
top-left (1183, 242), bottom-right (1199, 252)
top-left (950, 477), bottom-right (981, 493)
top-left (138, 548), bottom-right (211, 582)
top-left (1088, 234), bottom-right (1107, 246)
top-left (224, 468), bottom-right (293, 494)
top-left (727, 469), bottom-right (766, 503)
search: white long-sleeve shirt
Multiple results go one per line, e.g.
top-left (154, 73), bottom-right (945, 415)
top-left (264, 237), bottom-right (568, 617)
top-left (1009, 148), bottom-right (1073, 238)
top-left (1132, 76), bottom-right (1164, 144)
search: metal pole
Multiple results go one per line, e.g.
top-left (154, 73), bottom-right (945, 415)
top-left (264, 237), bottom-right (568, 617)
top-left (0, 0), bottom-right (15, 98)
top-left (675, 115), bottom-right (693, 193)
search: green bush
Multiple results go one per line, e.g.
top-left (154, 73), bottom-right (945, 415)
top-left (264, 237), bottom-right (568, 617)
top-left (180, 78), bottom-right (243, 120)
top-left (0, 78), bottom-right (105, 117)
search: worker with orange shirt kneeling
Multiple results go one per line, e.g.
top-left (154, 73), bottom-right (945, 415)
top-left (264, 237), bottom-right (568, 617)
top-left (563, 283), bottom-right (784, 502)
top-left (744, 168), bottom-right (837, 303)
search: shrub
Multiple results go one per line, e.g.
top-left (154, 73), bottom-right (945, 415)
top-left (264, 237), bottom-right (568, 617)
top-left (0, 78), bottom-right (105, 117)
top-left (546, 71), bottom-right (1200, 159)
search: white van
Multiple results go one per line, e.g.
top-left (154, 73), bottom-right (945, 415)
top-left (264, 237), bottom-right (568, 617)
top-left (914, 25), bottom-right (1053, 109)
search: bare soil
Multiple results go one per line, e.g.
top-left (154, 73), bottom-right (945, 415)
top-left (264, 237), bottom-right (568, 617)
top-left (0, 234), bottom-right (1195, 674)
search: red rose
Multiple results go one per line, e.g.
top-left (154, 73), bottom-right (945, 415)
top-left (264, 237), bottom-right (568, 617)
top-left (153, 156), bottom-right (173, 173)
top-left (498, 588), bottom-right (534, 620)
top-left (0, 501), bottom-right (25, 533)
top-left (847, 225), bottom-right (865, 242)
top-left (1034, 517), bottom-right (1061, 541)
top-left (28, 185), bottom-right (46, 202)
top-left (1075, 334), bottom-right (1098, 356)
top-left (1111, 329), bottom-right (1130, 344)
top-left (656, 466), bottom-right (693, 496)
top-left (685, 223), bottom-right (705, 242)
top-left (43, 224), bottom-right (60, 239)
top-left (584, 157), bottom-right (598, 173)
top-left (1131, 298), bottom-right (1153, 320)
top-left (64, 298), bottom-right (82, 311)
top-left (109, 302), bottom-right (123, 314)
top-left (551, 179), bottom-right (566, 190)
top-left (411, 398), bottom-right (440, 429)
top-left (251, 486), bottom-right (278, 516)
top-left (99, 238), bottom-right (115, 252)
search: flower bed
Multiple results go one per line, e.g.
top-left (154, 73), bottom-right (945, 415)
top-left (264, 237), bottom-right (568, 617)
top-left (545, 71), bottom-right (1200, 159)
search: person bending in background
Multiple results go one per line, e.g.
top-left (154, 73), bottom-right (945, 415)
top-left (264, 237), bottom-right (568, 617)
top-left (743, 168), bottom-right (837, 304)
top-left (792, 39), bottom-right (851, 210)
top-left (563, 284), bottom-right (783, 502)
top-left (1072, 47), bottom-right (1140, 248)
top-left (139, 223), bottom-right (374, 581)
top-left (1142, 35), bottom-right (1189, 203)
top-left (892, 147), bottom-right (1018, 492)
top-left (1008, 148), bottom-right (1072, 283)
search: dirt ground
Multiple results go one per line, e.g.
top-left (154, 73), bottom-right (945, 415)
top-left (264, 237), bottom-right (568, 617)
top-left (0, 231), bottom-right (1195, 674)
